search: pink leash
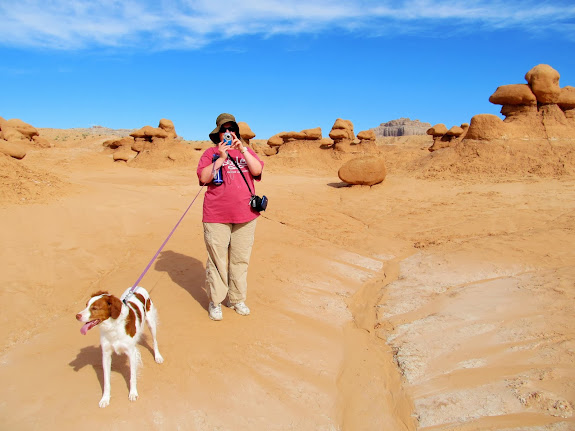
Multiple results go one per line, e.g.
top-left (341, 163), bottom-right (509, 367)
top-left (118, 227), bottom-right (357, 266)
top-left (123, 184), bottom-right (206, 304)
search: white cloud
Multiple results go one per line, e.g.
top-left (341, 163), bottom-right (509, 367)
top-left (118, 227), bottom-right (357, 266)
top-left (0, 0), bottom-right (574, 50)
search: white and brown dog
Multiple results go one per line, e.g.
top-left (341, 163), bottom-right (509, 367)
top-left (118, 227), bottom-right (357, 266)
top-left (76, 286), bottom-right (164, 408)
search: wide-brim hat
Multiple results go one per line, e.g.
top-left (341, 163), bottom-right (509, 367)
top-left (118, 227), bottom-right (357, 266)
top-left (209, 113), bottom-right (241, 144)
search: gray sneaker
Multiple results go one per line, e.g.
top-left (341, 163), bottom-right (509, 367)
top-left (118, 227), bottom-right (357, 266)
top-left (227, 301), bottom-right (250, 316)
top-left (208, 302), bottom-right (223, 321)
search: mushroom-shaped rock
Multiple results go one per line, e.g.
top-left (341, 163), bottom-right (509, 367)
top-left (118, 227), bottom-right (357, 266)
top-left (426, 124), bottom-right (448, 136)
top-left (302, 127), bottom-right (322, 139)
top-left (130, 126), bottom-right (168, 140)
top-left (0, 140), bottom-right (27, 159)
top-left (465, 114), bottom-right (508, 140)
top-left (329, 129), bottom-right (351, 141)
top-left (329, 119), bottom-right (354, 141)
top-left (158, 119), bottom-right (177, 139)
top-left (332, 118), bottom-right (353, 130)
top-left (238, 122), bottom-right (255, 140)
top-left (525, 64), bottom-right (561, 104)
top-left (338, 156), bottom-right (387, 186)
top-left (3, 119), bottom-right (39, 140)
top-left (558, 86), bottom-right (575, 110)
top-left (267, 134), bottom-right (284, 147)
top-left (489, 84), bottom-right (537, 105)
top-left (446, 126), bottom-right (464, 136)
top-left (282, 131), bottom-right (306, 140)
top-left (357, 130), bottom-right (376, 141)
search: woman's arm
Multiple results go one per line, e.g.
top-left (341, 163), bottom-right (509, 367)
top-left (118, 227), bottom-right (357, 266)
top-left (230, 133), bottom-right (263, 176)
top-left (199, 142), bottom-right (229, 184)
top-left (240, 146), bottom-right (263, 177)
top-left (199, 155), bottom-right (227, 184)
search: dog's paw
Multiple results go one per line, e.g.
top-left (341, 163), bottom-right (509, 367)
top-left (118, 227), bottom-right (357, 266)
top-left (129, 391), bottom-right (139, 402)
top-left (155, 353), bottom-right (164, 364)
top-left (99, 397), bottom-right (110, 408)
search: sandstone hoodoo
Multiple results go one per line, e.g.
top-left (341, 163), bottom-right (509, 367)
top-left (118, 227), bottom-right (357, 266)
top-left (267, 128), bottom-right (323, 145)
top-left (158, 118), bottom-right (177, 139)
top-left (265, 127), bottom-right (326, 156)
top-left (466, 63), bottom-right (575, 141)
top-left (264, 119), bottom-right (380, 157)
top-left (329, 118), bottom-right (355, 152)
top-left (373, 117), bottom-right (432, 137)
top-left (238, 121), bottom-right (256, 146)
top-left (338, 156), bottom-right (387, 186)
top-left (329, 119), bottom-right (379, 154)
top-left (0, 117), bottom-right (51, 159)
top-left (420, 64), bottom-right (575, 176)
top-left (103, 118), bottom-right (194, 166)
top-left (427, 122), bottom-right (469, 152)
top-left (355, 129), bottom-right (378, 152)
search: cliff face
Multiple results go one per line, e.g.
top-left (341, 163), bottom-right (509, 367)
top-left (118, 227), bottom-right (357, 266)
top-left (373, 117), bottom-right (431, 137)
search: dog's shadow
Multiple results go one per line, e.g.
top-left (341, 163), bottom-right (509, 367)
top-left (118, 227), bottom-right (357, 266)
top-left (69, 336), bottom-right (159, 391)
top-left (69, 345), bottom-right (127, 392)
top-left (155, 250), bottom-right (209, 310)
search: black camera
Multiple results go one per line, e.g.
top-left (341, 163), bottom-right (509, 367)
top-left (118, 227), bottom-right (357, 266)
top-left (250, 195), bottom-right (268, 212)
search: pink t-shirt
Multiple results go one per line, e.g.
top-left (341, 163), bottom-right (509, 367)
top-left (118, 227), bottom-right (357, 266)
top-left (197, 146), bottom-right (264, 223)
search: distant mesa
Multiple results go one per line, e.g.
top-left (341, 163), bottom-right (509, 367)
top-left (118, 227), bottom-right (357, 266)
top-left (0, 116), bottom-right (51, 160)
top-left (372, 118), bottom-right (432, 137)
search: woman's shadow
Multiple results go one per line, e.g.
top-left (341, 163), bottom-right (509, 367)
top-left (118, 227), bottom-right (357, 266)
top-left (155, 250), bottom-right (209, 310)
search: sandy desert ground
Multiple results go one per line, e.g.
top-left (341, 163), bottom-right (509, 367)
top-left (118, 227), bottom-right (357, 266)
top-left (0, 129), bottom-right (574, 431)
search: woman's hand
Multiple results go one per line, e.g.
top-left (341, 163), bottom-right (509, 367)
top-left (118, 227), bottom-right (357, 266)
top-left (229, 132), bottom-right (246, 153)
top-left (217, 141), bottom-right (229, 159)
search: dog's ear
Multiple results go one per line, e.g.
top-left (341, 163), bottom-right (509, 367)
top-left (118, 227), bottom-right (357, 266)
top-left (108, 296), bottom-right (123, 319)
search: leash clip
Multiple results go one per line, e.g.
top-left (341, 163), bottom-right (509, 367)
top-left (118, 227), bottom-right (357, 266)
top-left (123, 290), bottom-right (134, 306)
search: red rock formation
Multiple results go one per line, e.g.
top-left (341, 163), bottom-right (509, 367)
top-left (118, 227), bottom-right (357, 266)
top-left (338, 156), bottom-right (387, 185)
top-left (238, 121), bottom-right (255, 146)
top-left (0, 117), bottom-right (51, 159)
top-left (265, 127), bottom-right (324, 155)
top-left (329, 119), bottom-right (355, 152)
top-left (427, 123), bottom-right (469, 151)
top-left (104, 118), bottom-right (189, 165)
top-left (466, 64), bottom-right (575, 141)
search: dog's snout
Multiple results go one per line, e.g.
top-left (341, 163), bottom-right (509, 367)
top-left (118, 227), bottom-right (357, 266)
top-left (76, 313), bottom-right (83, 321)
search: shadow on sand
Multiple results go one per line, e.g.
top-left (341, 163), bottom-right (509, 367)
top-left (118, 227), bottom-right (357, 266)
top-left (69, 345), bottom-right (134, 394)
top-left (155, 250), bottom-right (208, 310)
top-left (327, 182), bottom-right (352, 188)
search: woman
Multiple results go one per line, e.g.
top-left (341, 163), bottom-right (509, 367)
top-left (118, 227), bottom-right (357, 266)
top-left (197, 113), bottom-right (264, 321)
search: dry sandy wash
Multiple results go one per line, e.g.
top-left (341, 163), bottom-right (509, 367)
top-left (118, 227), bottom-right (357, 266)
top-left (1, 129), bottom-right (574, 431)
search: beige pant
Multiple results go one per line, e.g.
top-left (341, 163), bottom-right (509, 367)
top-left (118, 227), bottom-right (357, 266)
top-left (203, 219), bottom-right (257, 305)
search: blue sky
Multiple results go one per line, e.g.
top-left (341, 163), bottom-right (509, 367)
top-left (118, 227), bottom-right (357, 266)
top-left (1, 0), bottom-right (574, 140)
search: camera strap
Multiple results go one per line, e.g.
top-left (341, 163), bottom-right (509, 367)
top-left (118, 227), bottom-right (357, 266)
top-left (227, 154), bottom-right (255, 197)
